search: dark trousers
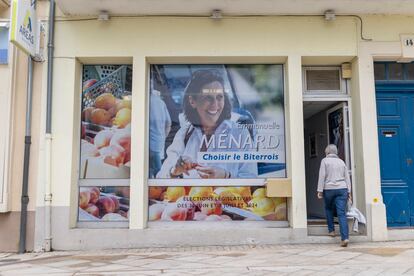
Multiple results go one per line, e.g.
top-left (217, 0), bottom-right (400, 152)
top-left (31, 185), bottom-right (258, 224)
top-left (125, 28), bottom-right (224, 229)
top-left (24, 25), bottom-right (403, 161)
top-left (149, 151), bottom-right (162, 178)
top-left (323, 188), bottom-right (349, 241)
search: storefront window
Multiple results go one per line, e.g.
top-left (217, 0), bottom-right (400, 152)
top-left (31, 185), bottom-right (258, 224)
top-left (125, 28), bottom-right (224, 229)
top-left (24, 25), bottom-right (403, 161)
top-left (78, 186), bottom-right (130, 221)
top-left (148, 64), bottom-right (287, 222)
top-left (149, 64), bottom-right (286, 180)
top-left (78, 65), bottom-right (132, 223)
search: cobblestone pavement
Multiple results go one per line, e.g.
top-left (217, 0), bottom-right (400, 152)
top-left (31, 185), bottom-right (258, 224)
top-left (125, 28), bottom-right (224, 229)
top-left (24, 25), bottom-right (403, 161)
top-left (1, 241), bottom-right (414, 275)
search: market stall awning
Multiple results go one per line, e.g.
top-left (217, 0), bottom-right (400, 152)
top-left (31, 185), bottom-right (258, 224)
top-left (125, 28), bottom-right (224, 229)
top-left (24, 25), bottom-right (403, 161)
top-left (55, 0), bottom-right (414, 16)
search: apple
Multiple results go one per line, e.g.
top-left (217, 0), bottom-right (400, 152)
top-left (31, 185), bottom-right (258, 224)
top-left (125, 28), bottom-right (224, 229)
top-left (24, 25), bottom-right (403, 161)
top-left (115, 99), bottom-right (132, 113)
top-left (90, 108), bottom-right (112, 126)
top-left (96, 196), bottom-right (116, 216)
top-left (113, 108), bottom-right (131, 128)
top-left (108, 195), bottom-right (120, 213)
top-left (85, 203), bottom-right (99, 218)
top-left (81, 107), bottom-right (95, 122)
top-left (89, 187), bottom-right (100, 204)
top-left (94, 93), bottom-right (116, 111)
top-left (149, 187), bottom-right (163, 200)
top-left (79, 189), bottom-right (91, 209)
top-left (83, 79), bottom-right (97, 91)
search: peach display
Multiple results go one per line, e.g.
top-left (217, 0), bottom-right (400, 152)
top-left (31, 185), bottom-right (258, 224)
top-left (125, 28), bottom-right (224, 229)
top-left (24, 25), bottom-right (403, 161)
top-left (78, 186), bottom-right (130, 222)
top-left (148, 186), bottom-right (287, 222)
top-left (80, 75), bottom-right (132, 178)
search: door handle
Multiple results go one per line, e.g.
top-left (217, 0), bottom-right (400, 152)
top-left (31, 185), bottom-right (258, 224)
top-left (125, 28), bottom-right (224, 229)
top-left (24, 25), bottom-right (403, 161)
top-left (407, 158), bottom-right (413, 166)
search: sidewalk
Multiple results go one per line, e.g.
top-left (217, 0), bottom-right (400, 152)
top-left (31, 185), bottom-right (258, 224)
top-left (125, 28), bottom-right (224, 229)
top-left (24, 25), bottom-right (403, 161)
top-left (1, 241), bottom-right (414, 275)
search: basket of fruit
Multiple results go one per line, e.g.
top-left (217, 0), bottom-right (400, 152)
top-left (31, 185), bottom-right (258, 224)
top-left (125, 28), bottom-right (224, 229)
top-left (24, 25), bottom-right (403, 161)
top-left (82, 66), bottom-right (130, 108)
top-left (80, 65), bottom-right (132, 179)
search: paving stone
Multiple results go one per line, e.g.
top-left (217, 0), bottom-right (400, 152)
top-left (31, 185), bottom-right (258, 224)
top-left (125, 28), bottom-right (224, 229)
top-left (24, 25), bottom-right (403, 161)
top-left (1, 241), bottom-right (414, 275)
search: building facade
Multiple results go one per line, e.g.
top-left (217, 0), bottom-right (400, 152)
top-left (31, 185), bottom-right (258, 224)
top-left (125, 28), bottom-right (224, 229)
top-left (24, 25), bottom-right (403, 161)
top-left (1, 0), bottom-right (414, 252)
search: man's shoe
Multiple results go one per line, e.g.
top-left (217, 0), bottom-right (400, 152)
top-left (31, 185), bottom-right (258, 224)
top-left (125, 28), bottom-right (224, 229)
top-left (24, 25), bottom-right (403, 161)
top-left (328, 231), bottom-right (335, 237)
top-left (340, 239), bottom-right (349, 247)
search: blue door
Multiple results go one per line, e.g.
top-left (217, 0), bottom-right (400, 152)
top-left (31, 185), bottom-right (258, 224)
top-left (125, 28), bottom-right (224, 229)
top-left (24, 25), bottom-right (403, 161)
top-left (376, 89), bottom-right (414, 227)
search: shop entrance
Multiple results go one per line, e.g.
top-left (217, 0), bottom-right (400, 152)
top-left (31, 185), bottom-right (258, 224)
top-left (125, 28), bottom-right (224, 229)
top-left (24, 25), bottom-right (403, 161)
top-left (303, 100), bottom-right (351, 223)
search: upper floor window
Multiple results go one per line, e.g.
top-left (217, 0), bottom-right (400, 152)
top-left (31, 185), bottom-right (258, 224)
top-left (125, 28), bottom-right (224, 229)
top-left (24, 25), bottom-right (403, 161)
top-left (374, 62), bottom-right (414, 81)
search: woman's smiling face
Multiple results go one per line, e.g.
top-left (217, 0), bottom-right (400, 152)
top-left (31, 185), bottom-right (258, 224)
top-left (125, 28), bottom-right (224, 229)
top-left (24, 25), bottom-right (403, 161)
top-left (189, 81), bottom-right (225, 129)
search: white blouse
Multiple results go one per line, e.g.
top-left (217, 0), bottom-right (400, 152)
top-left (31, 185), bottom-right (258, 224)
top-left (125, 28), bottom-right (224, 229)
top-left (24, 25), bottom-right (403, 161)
top-left (156, 120), bottom-right (258, 179)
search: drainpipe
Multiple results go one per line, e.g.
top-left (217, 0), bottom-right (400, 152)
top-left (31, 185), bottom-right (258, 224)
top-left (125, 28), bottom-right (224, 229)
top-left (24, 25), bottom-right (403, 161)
top-left (18, 56), bottom-right (34, 254)
top-left (44, 0), bottom-right (55, 252)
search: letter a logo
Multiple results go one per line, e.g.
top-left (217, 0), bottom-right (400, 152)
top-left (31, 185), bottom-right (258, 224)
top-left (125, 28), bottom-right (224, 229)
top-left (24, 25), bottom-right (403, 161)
top-left (24, 10), bottom-right (32, 32)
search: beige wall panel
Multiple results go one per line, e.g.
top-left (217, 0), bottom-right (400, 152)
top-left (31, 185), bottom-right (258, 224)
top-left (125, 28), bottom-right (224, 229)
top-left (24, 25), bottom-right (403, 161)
top-left (53, 17), bottom-right (357, 58)
top-left (361, 15), bottom-right (414, 42)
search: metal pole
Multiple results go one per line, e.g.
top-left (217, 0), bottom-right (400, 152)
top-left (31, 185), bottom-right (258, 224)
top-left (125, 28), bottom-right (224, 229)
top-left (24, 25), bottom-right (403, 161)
top-left (18, 56), bottom-right (34, 254)
top-left (44, 0), bottom-right (55, 252)
top-left (46, 0), bottom-right (55, 134)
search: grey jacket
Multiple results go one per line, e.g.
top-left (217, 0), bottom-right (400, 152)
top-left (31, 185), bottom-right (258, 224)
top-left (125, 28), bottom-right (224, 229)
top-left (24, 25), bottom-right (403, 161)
top-left (317, 154), bottom-right (351, 193)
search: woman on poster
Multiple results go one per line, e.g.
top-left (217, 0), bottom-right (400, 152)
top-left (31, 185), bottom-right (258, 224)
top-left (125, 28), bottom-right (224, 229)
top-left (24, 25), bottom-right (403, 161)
top-left (156, 70), bottom-right (258, 179)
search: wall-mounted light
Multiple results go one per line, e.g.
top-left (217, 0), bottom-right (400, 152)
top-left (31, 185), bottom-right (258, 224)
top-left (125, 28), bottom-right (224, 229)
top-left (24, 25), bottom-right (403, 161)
top-left (210, 9), bottom-right (222, 20)
top-left (324, 9), bottom-right (336, 21)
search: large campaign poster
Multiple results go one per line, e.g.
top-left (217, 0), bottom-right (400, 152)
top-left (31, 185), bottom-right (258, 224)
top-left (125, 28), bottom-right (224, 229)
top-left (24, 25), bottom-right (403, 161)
top-left (149, 64), bottom-right (286, 179)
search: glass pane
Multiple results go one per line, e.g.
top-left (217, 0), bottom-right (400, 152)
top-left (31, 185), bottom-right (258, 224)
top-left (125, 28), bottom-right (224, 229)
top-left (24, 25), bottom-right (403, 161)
top-left (406, 63), bottom-right (414, 80)
top-left (149, 64), bottom-right (286, 180)
top-left (78, 186), bottom-right (130, 221)
top-left (0, 27), bottom-right (8, 64)
top-left (306, 70), bottom-right (340, 91)
top-left (148, 186), bottom-right (287, 221)
top-left (388, 63), bottom-right (403, 80)
top-left (374, 63), bottom-right (386, 80)
top-left (80, 65), bottom-right (132, 179)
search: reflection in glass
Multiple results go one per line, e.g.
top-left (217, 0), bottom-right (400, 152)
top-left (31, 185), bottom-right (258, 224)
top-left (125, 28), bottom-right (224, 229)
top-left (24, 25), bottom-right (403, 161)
top-left (388, 63), bottom-right (403, 80)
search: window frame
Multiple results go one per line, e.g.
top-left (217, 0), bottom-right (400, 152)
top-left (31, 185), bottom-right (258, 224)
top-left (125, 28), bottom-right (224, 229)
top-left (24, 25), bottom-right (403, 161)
top-left (147, 63), bottom-right (287, 187)
top-left (302, 66), bottom-right (347, 95)
top-left (77, 63), bottom-right (133, 227)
